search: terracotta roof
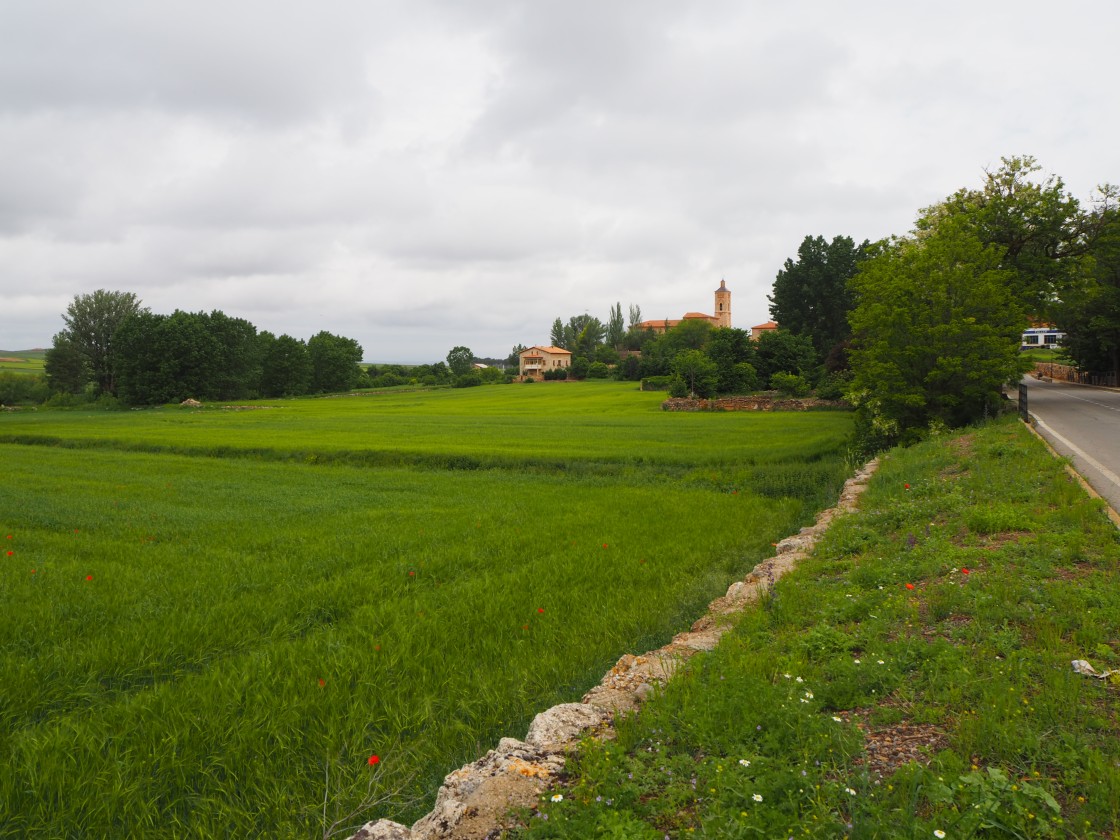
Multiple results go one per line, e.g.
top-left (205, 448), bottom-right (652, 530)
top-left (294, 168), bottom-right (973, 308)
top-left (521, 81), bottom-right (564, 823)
top-left (520, 345), bottom-right (571, 355)
top-left (751, 321), bottom-right (778, 330)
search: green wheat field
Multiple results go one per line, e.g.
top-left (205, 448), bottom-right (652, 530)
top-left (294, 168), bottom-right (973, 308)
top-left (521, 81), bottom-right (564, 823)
top-left (0, 382), bottom-right (854, 837)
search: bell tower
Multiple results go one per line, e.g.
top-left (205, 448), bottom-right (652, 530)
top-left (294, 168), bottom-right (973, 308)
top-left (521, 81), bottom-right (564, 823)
top-left (714, 279), bottom-right (731, 328)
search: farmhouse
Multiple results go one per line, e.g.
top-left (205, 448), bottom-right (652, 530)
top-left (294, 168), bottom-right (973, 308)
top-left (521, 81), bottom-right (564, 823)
top-left (518, 346), bottom-right (572, 381)
top-left (637, 280), bottom-right (732, 333)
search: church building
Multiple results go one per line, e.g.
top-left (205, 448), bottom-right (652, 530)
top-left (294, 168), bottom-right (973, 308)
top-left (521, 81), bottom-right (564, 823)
top-left (637, 280), bottom-right (731, 333)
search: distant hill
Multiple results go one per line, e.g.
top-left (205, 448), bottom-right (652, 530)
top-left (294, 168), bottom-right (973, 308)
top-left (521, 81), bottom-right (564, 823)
top-left (0, 349), bottom-right (47, 359)
top-left (0, 350), bottom-right (46, 375)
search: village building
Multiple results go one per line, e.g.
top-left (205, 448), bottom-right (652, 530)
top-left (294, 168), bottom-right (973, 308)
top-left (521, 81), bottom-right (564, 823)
top-left (750, 320), bottom-right (779, 339)
top-left (518, 346), bottom-right (572, 381)
top-left (637, 280), bottom-right (732, 333)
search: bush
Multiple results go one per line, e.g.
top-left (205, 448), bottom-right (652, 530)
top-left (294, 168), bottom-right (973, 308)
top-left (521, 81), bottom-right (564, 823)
top-left (770, 371), bottom-right (811, 397)
top-left (453, 373), bottom-right (482, 388)
top-left (0, 373), bottom-right (50, 405)
top-left (542, 368), bottom-right (568, 381)
top-left (587, 361), bottom-right (610, 379)
top-left (815, 370), bottom-right (852, 400)
top-left (640, 375), bottom-right (672, 391)
top-left (668, 377), bottom-right (689, 398)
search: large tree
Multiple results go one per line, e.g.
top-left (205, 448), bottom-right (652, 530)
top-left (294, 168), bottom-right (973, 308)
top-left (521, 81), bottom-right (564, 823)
top-left (258, 332), bottom-right (312, 397)
top-left (672, 350), bottom-right (718, 398)
top-left (43, 333), bottom-right (88, 395)
top-left (605, 302), bottom-right (625, 348)
top-left (704, 327), bottom-right (756, 394)
top-left (56, 289), bottom-right (146, 395)
top-left (446, 345), bottom-right (474, 377)
top-left (768, 235), bottom-right (868, 362)
top-left (1055, 192), bottom-right (1120, 379)
top-left (848, 218), bottom-right (1031, 442)
top-left (308, 331), bottom-right (364, 393)
top-left (923, 156), bottom-right (1093, 317)
top-left (754, 330), bottom-right (817, 387)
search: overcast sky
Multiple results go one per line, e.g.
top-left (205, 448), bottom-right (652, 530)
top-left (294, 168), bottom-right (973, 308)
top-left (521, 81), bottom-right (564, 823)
top-left (1, 1), bottom-right (1117, 362)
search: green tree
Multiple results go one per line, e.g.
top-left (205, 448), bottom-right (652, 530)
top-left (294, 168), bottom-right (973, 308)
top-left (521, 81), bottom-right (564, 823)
top-left (446, 345), bottom-right (474, 377)
top-left (704, 327), bottom-right (755, 394)
top-left (259, 332), bottom-right (312, 397)
top-left (308, 331), bottom-right (364, 393)
top-left (671, 350), bottom-right (718, 398)
top-left (754, 330), bottom-right (817, 387)
top-left (924, 156), bottom-right (1092, 317)
top-left (203, 310), bottom-right (261, 400)
top-left (1055, 194), bottom-right (1120, 380)
top-left (550, 318), bottom-right (565, 348)
top-left (506, 344), bottom-right (527, 370)
top-left (606, 302), bottom-right (625, 348)
top-left (114, 310), bottom-right (220, 405)
top-left (563, 315), bottom-right (606, 357)
top-left (57, 289), bottom-right (146, 395)
top-left (44, 333), bottom-right (89, 395)
top-left (768, 234), bottom-right (868, 363)
top-left (848, 218), bottom-right (1031, 443)
top-left (627, 304), bottom-right (643, 329)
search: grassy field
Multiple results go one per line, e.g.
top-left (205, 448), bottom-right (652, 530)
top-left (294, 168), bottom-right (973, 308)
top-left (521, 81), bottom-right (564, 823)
top-left (0, 382), bottom-right (855, 837)
top-left (0, 350), bottom-right (45, 375)
top-left (518, 416), bottom-right (1120, 838)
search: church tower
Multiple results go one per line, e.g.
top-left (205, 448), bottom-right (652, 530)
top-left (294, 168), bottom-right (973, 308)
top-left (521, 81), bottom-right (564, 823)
top-left (714, 279), bottom-right (731, 328)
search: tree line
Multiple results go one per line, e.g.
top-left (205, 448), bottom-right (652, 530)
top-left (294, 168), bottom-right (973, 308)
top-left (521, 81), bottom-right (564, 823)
top-left (44, 293), bottom-right (366, 405)
top-left (772, 156), bottom-right (1119, 447)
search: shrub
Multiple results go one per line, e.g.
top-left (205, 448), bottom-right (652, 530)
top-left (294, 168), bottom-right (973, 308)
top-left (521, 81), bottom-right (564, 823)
top-left (770, 371), bottom-right (811, 397)
top-left (668, 377), bottom-right (689, 398)
top-left (640, 375), bottom-right (672, 391)
top-left (453, 373), bottom-right (482, 388)
top-left (587, 361), bottom-right (610, 379)
top-left (815, 370), bottom-right (851, 400)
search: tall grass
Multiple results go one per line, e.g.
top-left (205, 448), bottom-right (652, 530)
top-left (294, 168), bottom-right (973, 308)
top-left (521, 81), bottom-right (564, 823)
top-left (518, 416), bottom-right (1120, 838)
top-left (0, 383), bottom-right (854, 837)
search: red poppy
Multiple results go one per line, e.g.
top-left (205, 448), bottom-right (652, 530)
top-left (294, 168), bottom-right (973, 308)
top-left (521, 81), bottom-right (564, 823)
top-left (961, 568), bottom-right (970, 575)
top-left (30, 569), bottom-right (36, 574)
top-left (374, 644), bottom-right (381, 651)
top-left (318, 678), bottom-right (326, 687)
top-left (537, 608), bottom-right (545, 614)
top-left (731, 490), bottom-right (738, 495)
top-left (602, 543), bottom-right (608, 549)
top-left (5, 534), bottom-right (11, 539)
top-left (905, 583), bottom-right (915, 590)
top-left (408, 571), bottom-right (415, 577)
top-left (5, 551), bottom-right (12, 557)
top-left (86, 575), bottom-right (93, 581)
top-left (522, 624), bottom-right (529, 631)
top-left (368, 754), bottom-right (380, 766)
top-left (904, 483), bottom-right (911, 490)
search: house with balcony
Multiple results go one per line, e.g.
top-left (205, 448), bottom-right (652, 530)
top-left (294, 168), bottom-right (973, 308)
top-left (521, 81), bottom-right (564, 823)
top-left (518, 346), bottom-right (572, 380)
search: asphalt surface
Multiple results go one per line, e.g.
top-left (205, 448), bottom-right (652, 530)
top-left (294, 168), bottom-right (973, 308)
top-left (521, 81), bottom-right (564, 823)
top-left (1020, 376), bottom-right (1120, 519)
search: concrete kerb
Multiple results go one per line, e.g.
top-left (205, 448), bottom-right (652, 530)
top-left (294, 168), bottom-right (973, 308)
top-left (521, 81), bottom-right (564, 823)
top-left (348, 457), bottom-right (880, 840)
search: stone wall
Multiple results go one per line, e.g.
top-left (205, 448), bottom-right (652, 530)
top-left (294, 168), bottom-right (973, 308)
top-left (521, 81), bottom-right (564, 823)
top-left (661, 396), bottom-right (848, 411)
top-left (347, 458), bottom-right (879, 840)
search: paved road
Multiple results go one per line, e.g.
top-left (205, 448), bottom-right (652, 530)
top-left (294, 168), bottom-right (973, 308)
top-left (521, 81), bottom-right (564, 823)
top-left (1021, 376), bottom-right (1120, 518)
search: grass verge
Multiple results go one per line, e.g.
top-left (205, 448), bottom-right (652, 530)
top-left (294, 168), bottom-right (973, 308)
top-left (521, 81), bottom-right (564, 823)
top-left (517, 415), bottom-right (1120, 838)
